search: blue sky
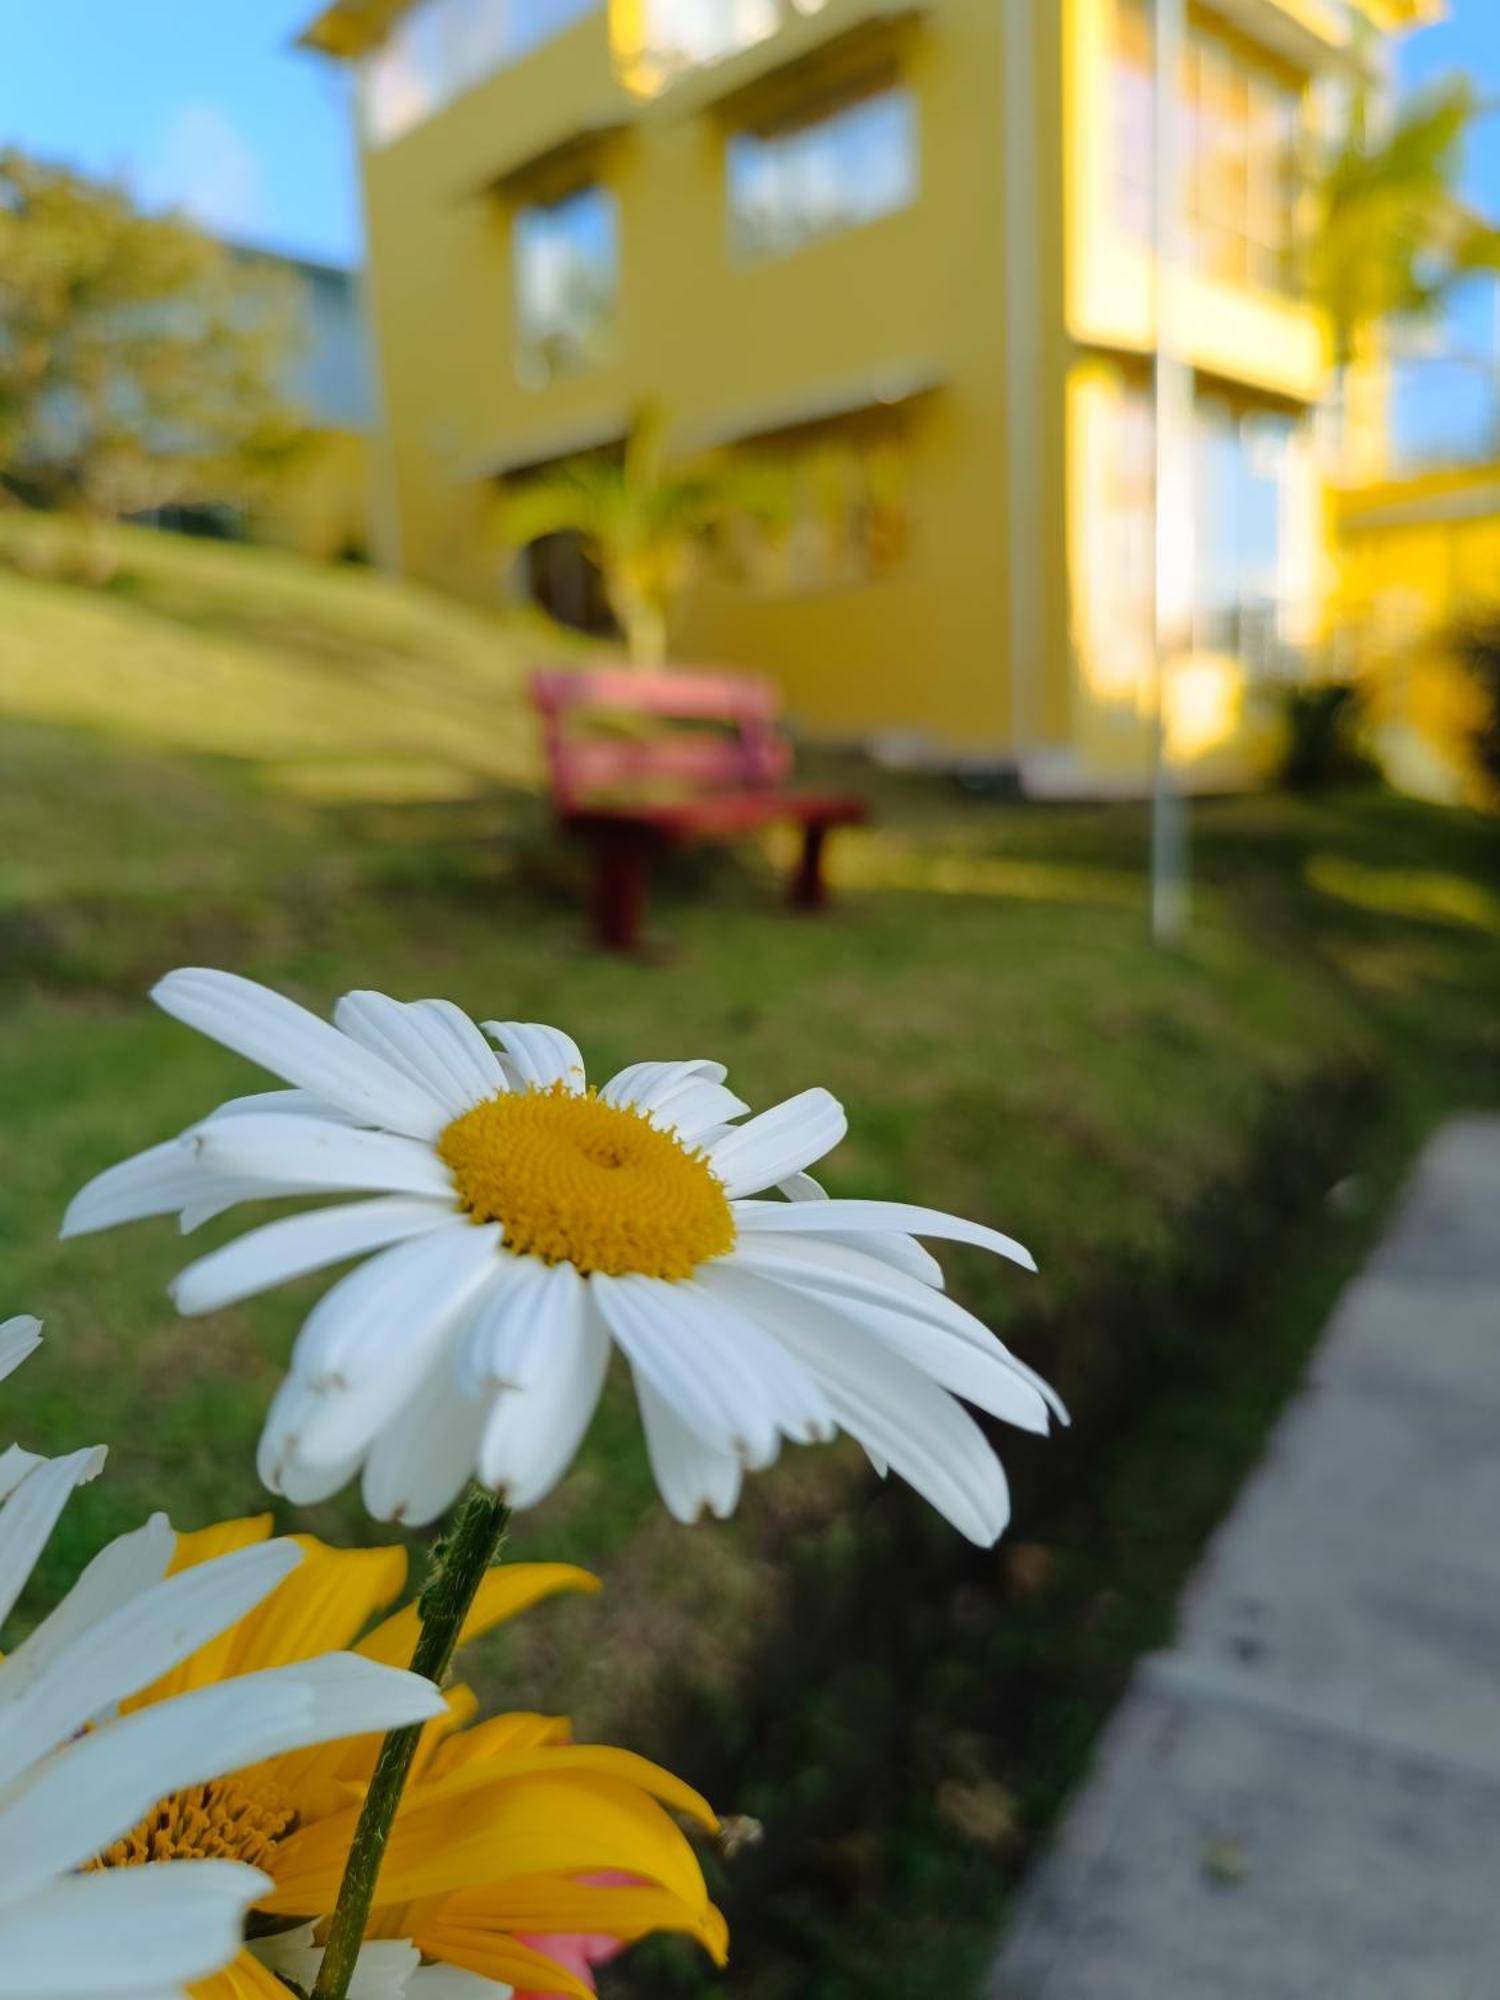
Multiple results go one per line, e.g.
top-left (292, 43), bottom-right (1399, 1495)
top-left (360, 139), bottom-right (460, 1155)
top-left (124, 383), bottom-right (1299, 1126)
top-left (1395, 2), bottom-right (1500, 458)
top-left (0, 0), bottom-right (1496, 450)
top-left (0, 0), bottom-right (360, 265)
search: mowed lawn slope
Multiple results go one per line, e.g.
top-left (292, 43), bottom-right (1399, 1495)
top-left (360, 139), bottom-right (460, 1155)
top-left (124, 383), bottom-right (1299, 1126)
top-left (2, 526), bottom-right (1498, 1992)
top-left (0, 513), bottom-right (553, 803)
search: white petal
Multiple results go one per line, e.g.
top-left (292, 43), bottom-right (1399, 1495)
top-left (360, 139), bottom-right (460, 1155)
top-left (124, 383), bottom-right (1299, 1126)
top-left (62, 1138), bottom-right (327, 1241)
top-left (732, 1196), bottom-right (1037, 1272)
top-left (0, 1513), bottom-right (174, 1703)
top-left (0, 1447), bottom-right (107, 1633)
top-left (590, 1272), bottom-right (832, 1467)
top-left (709, 1247), bottom-right (1053, 1434)
top-left (170, 1197), bottom-right (453, 1316)
top-left (61, 1139), bottom-right (207, 1238)
top-left (0, 1656), bottom-right (443, 1893)
top-left (269, 1222), bottom-right (500, 1469)
top-left (0, 1540), bottom-right (305, 1793)
top-left (479, 1021), bottom-right (587, 1093)
top-left (600, 1058), bottom-right (728, 1109)
top-left (152, 968), bottom-right (449, 1139)
top-left (775, 1174), bottom-right (945, 1286)
top-left (190, 1114), bottom-right (455, 1202)
top-left (203, 1089), bottom-right (365, 1126)
top-left (406, 1968), bottom-right (514, 2000)
top-left (706, 1088), bottom-right (847, 1199)
top-left (0, 1449), bottom-right (45, 1505)
top-left (359, 1338), bottom-right (485, 1528)
top-left (476, 1293), bottom-right (611, 1509)
top-left (0, 1318), bottom-right (41, 1387)
top-left (636, 1375), bottom-right (742, 1525)
top-left (708, 1266), bottom-right (1011, 1545)
top-left (0, 1860), bottom-right (269, 1992)
top-left (726, 1234), bottom-right (1058, 1415)
top-left (648, 1081), bottom-right (751, 1146)
top-left (335, 992), bottom-right (503, 1119)
top-left (456, 1257), bottom-right (581, 1396)
top-left (254, 1928), bottom-right (421, 2000)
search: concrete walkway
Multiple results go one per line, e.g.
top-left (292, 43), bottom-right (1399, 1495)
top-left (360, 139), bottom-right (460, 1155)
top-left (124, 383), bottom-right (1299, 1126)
top-left (988, 1116), bottom-right (1500, 2000)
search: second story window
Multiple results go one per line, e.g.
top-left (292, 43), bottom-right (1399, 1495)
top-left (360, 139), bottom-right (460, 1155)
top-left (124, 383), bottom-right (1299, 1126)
top-left (361, 0), bottom-right (602, 147)
top-left (1112, 1), bottom-right (1301, 296)
top-left (514, 184), bottom-right (619, 386)
top-left (639, 0), bottom-right (781, 79)
top-left (728, 83), bottom-right (918, 261)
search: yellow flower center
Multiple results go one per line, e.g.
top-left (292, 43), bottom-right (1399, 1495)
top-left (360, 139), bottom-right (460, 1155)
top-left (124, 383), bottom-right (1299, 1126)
top-left (92, 1775), bottom-right (296, 1873)
top-left (438, 1083), bottom-right (735, 1281)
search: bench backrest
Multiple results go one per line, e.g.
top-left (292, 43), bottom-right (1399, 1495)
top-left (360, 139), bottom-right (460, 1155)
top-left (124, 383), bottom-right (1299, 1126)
top-left (532, 665), bottom-right (793, 813)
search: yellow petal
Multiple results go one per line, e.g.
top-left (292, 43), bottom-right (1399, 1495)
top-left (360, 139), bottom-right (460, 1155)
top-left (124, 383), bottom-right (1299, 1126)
top-left (424, 1710), bottom-right (573, 1779)
top-left (409, 1922), bottom-right (595, 1999)
top-left (406, 1739), bottom-right (717, 1833)
top-left (441, 1876), bottom-right (730, 1964)
top-left (189, 1950), bottom-right (288, 2000)
top-left (267, 1772), bottom-right (711, 1918)
top-left (222, 1538), bottom-right (408, 1677)
top-left (169, 1516), bottom-right (275, 1575)
top-left (125, 1518), bottom-right (275, 1708)
top-left (355, 1563), bottom-right (599, 1669)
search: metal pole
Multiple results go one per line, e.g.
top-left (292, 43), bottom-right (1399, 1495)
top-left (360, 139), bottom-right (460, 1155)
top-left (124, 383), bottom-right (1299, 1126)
top-left (1150, 0), bottom-right (1190, 947)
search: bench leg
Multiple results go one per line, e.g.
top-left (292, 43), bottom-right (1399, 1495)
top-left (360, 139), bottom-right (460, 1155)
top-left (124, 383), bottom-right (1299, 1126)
top-left (589, 828), bottom-right (652, 952)
top-left (789, 821), bottom-right (832, 912)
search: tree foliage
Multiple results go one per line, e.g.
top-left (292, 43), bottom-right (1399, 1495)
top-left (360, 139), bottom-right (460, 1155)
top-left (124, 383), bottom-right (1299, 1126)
top-left (497, 404), bottom-right (783, 667)
top-left (0, 149), bottom-right (306, 535)
top-left (1306, 77), bottom-right (1500, 372)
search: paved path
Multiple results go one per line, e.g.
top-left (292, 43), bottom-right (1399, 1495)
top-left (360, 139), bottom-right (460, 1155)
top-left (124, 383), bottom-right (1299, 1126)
top-left (988, 1116), bottom-right (1500, 2000)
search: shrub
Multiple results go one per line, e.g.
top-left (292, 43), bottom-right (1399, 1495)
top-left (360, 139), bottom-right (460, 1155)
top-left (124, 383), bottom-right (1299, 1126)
top-left (1275, 679), bottom-right (1378, 792)
top-left (1455, 620), bottom-right (1500, 799)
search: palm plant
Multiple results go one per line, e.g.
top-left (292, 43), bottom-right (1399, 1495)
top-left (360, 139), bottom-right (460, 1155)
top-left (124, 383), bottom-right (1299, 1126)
top-left (1306, 72), bottom-right (1500, 427)
top-left (499, 404), bottom-right (759, 667)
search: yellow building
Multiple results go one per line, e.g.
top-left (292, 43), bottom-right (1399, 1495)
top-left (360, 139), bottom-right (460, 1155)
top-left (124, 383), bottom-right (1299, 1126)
top-left (300, 0), bottom-right (1431, 792)
top-left (1336, 460), bottom-right (1500, 805)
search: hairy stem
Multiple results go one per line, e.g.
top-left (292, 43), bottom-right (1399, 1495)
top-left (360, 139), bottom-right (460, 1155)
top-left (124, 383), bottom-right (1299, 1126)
top-left (308, 1489), bottom-right (511, 2000)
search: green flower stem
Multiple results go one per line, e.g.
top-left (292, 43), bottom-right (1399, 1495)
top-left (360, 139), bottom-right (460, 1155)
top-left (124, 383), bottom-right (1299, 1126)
top-left (309, 1488), bottom-right (512, 2000)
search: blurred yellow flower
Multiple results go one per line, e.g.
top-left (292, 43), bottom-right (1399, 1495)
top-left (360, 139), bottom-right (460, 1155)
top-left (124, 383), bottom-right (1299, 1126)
top-left (93, 1517), bottom-right (727, 1999)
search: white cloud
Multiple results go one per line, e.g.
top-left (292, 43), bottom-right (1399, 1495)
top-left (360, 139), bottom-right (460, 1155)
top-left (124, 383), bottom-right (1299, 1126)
top-left (137, 101), bottom-right (268, 243)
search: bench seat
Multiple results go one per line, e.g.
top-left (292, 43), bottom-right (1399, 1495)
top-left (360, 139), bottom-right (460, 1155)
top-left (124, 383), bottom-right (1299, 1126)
top-left (531, 666), bottom-right (868, 951)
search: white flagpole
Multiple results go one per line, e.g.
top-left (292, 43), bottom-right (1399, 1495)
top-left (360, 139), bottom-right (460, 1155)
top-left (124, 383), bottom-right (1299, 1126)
top-left (1150, 0), bottom-right (1191, 946)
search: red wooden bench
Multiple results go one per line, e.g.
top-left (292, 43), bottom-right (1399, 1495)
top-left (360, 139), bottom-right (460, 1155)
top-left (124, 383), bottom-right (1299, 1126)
top-left (531, 665), bottom-right (868, 952)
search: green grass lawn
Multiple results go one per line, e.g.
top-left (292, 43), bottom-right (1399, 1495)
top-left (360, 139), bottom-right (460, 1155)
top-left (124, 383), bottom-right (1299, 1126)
top-left (2, 523), bottom-right (1498, 1993)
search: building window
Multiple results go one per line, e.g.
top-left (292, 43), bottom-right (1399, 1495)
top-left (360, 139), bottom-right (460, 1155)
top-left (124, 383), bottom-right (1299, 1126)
top-left (728, 83), bottom-right (918, 260)
top-left (360, 0), bottom-right (602, 147)
top-left (1112, 1), bottom-right (1301, 294)
top-left (513, 184), bottom-right (619, 386)
top-left (727, 420), bottom-right (910, 592)
top-left (636, 0), bottom-right (781, 80)
top-left (1091, 377), bottom-right (1307, 688)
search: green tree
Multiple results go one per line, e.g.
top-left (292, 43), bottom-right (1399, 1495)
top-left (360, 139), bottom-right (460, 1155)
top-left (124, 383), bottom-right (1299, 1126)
top-left (1306, 75), bottom-right (1500, 408)
top-left (0, 149), bottom-right (305, 568)
top-left (498, 404), bottom-right (780, 668)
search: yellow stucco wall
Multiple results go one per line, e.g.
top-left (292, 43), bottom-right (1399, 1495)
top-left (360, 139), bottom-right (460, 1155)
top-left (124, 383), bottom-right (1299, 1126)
top-left (333, 0), bottom-right (1411, 784)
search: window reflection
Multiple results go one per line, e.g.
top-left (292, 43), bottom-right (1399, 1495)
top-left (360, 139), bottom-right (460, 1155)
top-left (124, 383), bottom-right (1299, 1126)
top-left (1112, 0), bottom-right (1302, 295)
top-left (728, 84), bottom-right (919, 260)
top-left (638, 0), bottom-right (782, 78)
top-left (514, 184), bottom-right (619, 385)
top-left (1094, 377), bottom-right (1306, 686)
top-left (360, 0), bottom-right (602, 146)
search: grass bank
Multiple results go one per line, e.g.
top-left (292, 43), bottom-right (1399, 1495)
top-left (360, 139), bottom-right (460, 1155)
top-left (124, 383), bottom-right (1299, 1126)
top-left (0, 527), bottom-right (1496, 1992)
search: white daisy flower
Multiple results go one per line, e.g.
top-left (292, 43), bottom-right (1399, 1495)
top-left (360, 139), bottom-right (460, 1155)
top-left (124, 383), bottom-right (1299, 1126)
top-left (0, 1341), bottom-right (446, 2000)
top-left (64, 969), bottom-right (1065, 1545)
